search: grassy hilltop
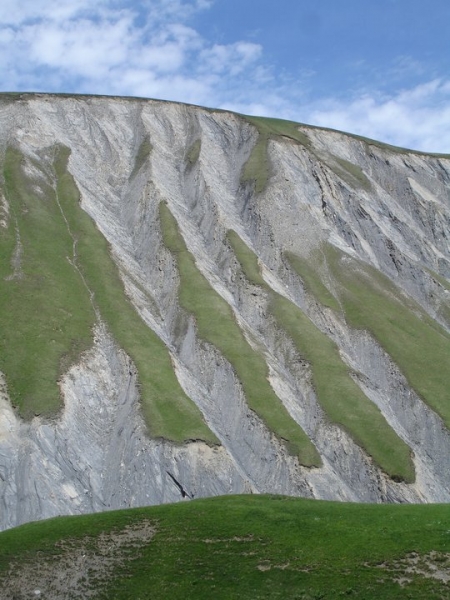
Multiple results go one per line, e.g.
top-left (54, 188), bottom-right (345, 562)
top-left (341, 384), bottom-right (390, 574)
top-left (2, 495), bottom-right (450, 599)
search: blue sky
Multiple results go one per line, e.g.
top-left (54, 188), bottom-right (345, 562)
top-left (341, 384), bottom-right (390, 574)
top-left (1, 0), bottom-right (449, 151)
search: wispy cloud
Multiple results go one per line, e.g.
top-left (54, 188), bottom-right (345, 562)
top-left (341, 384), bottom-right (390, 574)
top-left (1, 0), bottom-right (449, 153)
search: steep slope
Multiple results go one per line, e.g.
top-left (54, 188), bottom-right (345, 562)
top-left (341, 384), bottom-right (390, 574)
top-left (0, 93), bottom-right (449, 530)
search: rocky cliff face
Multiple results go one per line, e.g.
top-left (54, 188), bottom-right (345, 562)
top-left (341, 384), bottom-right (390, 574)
top-left (0, 94), bottom-right (449, 530)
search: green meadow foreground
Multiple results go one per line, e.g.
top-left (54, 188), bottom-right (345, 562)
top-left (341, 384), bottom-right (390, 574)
top-left (2, 495), bottom-right (450, 599)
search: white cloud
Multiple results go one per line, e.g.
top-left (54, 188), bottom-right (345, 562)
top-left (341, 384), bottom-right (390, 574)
top-left (0, 0), bottom-right (267, 110)
top-left (26, 17), bottom-right (134, 73)
top-left (199, 41), bottom-right (262, 76)
top-left (0, 0), bottom-right (100, 26)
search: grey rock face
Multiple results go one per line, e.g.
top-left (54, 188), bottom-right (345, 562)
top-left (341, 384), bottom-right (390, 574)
top-left (0, 95), bottom-right (449, 530)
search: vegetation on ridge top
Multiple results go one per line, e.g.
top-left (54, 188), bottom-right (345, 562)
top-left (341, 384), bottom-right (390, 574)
top-left (240, 116), bottom-right (311, 194)
top-left (240, 114), bottom-right (371, 195)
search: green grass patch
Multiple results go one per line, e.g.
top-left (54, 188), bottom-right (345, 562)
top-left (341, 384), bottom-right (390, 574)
top-left (323, 244), bottom-right (450, 430)
top-left (160, 204), bottom-right (319, 465)
top-left (328, 155), bottom-right (372, 190)
top-left (226, 230), bottom-right (266, 287)
top-left (286, 251), bottom-right (342, 312)
top-left (240, 115), bottom-right (311, 194)
top-left (129, 136), bottom-right (152, 179)
top-left (244, 116), bottom-right (312, 147)
top-left (228, 231), bottom-right (414, 482)
top-left (186, 139), bottom-right (201, 165)
top-left (0, 146), bottom-right (96, 417)
top-left (0, 145), bottom-right (215, 442)
top-left (3, 495), bottom-right (450, 599)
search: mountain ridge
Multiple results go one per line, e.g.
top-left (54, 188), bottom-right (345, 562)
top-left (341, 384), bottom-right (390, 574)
top-left (3, 91), bottom-right (450, 158)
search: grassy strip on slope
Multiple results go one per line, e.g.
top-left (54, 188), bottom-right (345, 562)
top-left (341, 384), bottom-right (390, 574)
top-left (186, 139), bottom-right (201, 165)
top-left (228, 231), bottom-right (414, 482)
top-left (323, 244), bottom-right (450, 430)
top-left (129, 136), bottom-right (152, 179)
top-left (0, 147), bottom-right (95, 417)
top-left (53, 147), bottom-right (216, 443)
top-left (2, 495), bottom-right (450, 599)
top-left (329, 155), bottom-right (372, 190)
top-left (160, 204), bottom-right (319, 466)
top-left (286, 251), bottom-right (342, 312)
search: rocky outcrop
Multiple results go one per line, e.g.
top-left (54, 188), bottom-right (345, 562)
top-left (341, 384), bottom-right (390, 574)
top-left (0, 94), bottom-right (449, 530)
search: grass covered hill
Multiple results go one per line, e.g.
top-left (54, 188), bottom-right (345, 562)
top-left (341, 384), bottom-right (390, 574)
top-left (2, 495), bottom-right (450, 599)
